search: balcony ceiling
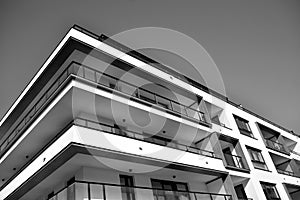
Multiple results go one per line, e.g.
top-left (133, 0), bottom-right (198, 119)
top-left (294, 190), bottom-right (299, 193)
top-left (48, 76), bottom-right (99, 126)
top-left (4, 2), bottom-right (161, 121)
top-left (0, 81), bottom-right (209, 189)
top-left (19, 153), bottom-right (220, 200)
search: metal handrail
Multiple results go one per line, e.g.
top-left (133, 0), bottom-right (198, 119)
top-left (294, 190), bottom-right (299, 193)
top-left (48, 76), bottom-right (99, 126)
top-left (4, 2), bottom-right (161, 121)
top-left (70, 61), bottom-right (206, 122)
top-left (47, 179), bottom-right (232, 200)
top-left (264, 138), bottom-right (288, 154)
top-left (0, 61), bottom-right (209, 158)
top-left (74, 117), bottom-right (216, 158)
top-left (223, 153), bottom-right (246, 169)
top-left (291, 150), bottom-right (300, 156)
top-left (211, 120), bottom-right (232, 130)
top-left (277, 169), bottom-right (298, 177)
top-left (0, 64), bottom-right (72, 156)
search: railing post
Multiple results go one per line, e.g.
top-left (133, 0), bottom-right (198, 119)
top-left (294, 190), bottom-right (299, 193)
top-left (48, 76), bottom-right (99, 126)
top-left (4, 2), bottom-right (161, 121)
top-left (83, 66), bottom-right (86, 78)
top-left (87, 183), bottom-right (91, 200)
top-left (103, 184), bottom-right (106, 200)
top-left (154, 94), bottom-right (158, 104)
top-left (169, 101), bottom-right (173, 111)
top-left (94, 71), bottom-right (97, 83)
top-left (184, 107), bottom-right (188, 116)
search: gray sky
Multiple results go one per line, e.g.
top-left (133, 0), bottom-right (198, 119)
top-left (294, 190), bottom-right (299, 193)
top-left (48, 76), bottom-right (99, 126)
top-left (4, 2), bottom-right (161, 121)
top-left (0, 0), bottom-right (299, 133)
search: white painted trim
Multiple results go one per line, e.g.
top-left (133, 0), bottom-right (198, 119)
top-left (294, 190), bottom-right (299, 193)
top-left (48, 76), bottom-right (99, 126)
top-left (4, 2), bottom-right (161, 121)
top-left (0, 127), bottom-right (76, 200)
top-left (0, 82), bottom-right (74, 164)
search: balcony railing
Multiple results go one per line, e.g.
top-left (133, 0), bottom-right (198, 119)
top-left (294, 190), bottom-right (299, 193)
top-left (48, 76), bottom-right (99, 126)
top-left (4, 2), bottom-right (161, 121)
top-left (0, 61), bottom-right (209, 159)
top-left (264, 138), bottom-right (289, 154)
top-left (277, 169), bottom-right (299, 177)
top-left (291, 150), bottom-right (300, 156)
top-left (47, 180), bottom-right (232, 200)
top-left (74, 118), bottom-right (216, 158)
top-left (211, 118), bottom-right (232, 130)
top-left (223, 153), bottom-right (247, 170)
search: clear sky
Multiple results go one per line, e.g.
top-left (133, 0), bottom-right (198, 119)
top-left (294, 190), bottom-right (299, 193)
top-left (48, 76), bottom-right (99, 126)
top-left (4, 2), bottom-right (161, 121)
top-left (0, 0), bottom-right (299, 133)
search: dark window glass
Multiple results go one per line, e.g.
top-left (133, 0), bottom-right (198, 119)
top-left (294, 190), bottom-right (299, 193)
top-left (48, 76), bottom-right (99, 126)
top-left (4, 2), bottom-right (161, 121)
top-left (120, 175), bottom-right (135, 200)
top-left (247, 147), bottom-right (268, 170)
top-left (233, 115), bottom-right (254, 137)
top-left (151, 179), bottom-right (190, 200)
top-left (261, 182), bottom-right (281, 200)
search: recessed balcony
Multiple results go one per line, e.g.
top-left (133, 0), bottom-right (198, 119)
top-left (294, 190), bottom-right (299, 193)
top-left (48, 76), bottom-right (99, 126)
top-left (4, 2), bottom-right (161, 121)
top-left (258, 123), bottom-right (290, 155)
top-left (218, 134), bottom-right (250, 173)
top-left (284, 183), bottom-right (300, 200)
top-left (232, 176), bottom-right (253, 200)
top-left (264, 138), bottom-right (289, 155)
top-left (223, 153), bottom-right (247, 170)
top-left (269, 152), bottom-right (300, 178)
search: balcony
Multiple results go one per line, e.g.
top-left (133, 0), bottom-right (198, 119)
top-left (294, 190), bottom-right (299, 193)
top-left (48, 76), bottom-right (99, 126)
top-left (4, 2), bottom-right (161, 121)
top-left (211, 117), bottom-right (232, 131)
top-left (284, 183), bottom-right (300, 200)
top-left (47, 180), bottom-right (232, 200)
top-left (264, 138), bottom-right (289, 155)
top-left (74, 118), bottom-right (216, 158)
top-left (224, 153), bottom-right (247, 170)
top-left (277, 169), bottom-right (298, 177)
top-left (0, 61), bottom-right (210, 159)
top-left (269, 153), bottom-right (300, 179)
top-left (218, 135), bottom-right (250, 173)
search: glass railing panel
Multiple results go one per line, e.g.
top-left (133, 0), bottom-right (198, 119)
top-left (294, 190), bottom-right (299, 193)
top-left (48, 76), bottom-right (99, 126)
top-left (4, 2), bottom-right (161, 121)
top-left (118, 82), bottom-right (137, 96)
top-left (83, 67), bottom-right (96, 82)
top-left (139, 89), bottom-right (157, 104)
top-left (156, 96), bottom-right (171, 109)
top-left (194, 193), bottom-right (212, 200)
top-left (56, 187), bottom-right (67, 200)
top-left (120, 186), bottom-right (135, 200)
top-left (200, 149), bottom-right (215, 158)
top-left (0, 64), bottom-right (72, 157)
top-left (47, 181), bottom-right (232, 200)
top-left (104, 185), bottom-right (124, 200)
top-left (171, 101), bottom-right (185, 115)
top-left (186, 108), bottom-right (200, 121)
top-left (264, 139), bottom-right (288, 154)
top-left (74, 118), bottom-right (216, 158)
top-left (211, 194), bottom-right (230, 200)
top-left (223, 153), bottom-right (246, 169)
top-left (90, 183), bottom-right (104, 200)
top-left (0, 62), bottom-right (209, 158)
top-left (277, 169), bottom-right (296, 177)
top-left (75, 182), bottom-right (89, 200)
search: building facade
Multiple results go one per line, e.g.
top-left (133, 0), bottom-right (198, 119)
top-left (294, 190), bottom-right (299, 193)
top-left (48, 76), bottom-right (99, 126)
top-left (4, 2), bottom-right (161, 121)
top-left (0, 25), bottom-right (300, 200)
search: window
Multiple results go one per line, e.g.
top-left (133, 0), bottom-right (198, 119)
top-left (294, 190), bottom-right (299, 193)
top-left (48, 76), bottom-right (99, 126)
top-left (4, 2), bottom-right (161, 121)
top-left (233, 115), bottom-right (254, 138)
top-left (247, 147), bottom-right (268, 170)
top-left (151, 179), bottom-right (189, 200)
top-left (120, 175), bottom-right (135, 200)
top-left (261, 182), bottom-right (281, 200)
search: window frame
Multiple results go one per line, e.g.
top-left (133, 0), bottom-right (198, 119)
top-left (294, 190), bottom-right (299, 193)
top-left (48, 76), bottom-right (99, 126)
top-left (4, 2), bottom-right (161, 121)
top-left (260, 182), bottom-right (281, 200)
top-left (246, 146), bottom-right (268, 170)
top-left (120, 175), bottom-right (136, 200)
top-left (233, 115), bottom-right (254, 138)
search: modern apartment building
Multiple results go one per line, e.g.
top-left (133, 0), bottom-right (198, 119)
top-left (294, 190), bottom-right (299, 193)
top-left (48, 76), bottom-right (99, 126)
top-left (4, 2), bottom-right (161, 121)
top-left (0, 25), bottom-right (300, 200)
